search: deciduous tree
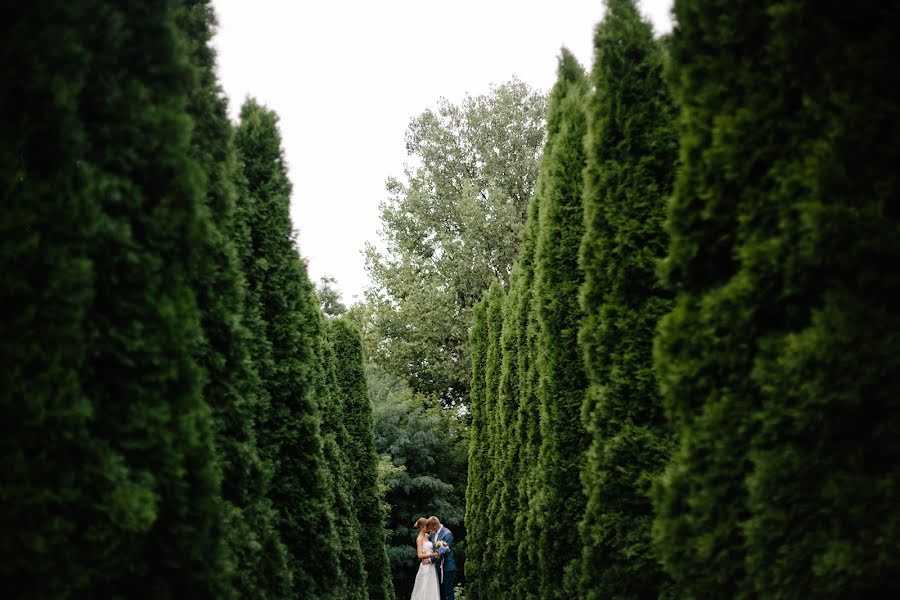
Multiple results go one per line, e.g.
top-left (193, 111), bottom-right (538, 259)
top-left (365, 81), bottom-right (546, 406)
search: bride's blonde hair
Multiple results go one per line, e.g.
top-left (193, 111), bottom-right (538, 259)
top-left (413, 517), bottom-right (428, 533)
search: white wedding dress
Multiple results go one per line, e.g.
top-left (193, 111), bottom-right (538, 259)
top-left (410, 540), bottom-right (441, 600)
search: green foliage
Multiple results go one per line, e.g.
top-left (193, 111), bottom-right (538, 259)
top-left (532, 49), bottom-right (589, 600)
top-left (329, 319), bottom-right (396, 600)
top-left (512, 190), bottom-right (544, 600)
top-left (491, 253), bottom-right (528, 597)
top-left (12, 2), bottom-right (900, 599)
top-left (364, 80), bottom-right (547, 406)
top-left (2, 4), bottom-right (394, 598)
top-left (464, 283), bottom-right (504, 599)
top-left (654, 1), bottom-right (900, 598)
top-left (318, 319), bottom-right (367, 600)
top-left (463, 294), bottom-right (488, 599)
top-left (369, 365), bottom-right (468, 599)
top-left (1, 1), bottom-right (229, 596)
top-left (175, 2), bottom-right (291, 596)
top-left (465, 52), bottom-right (590, 600)
top-left (577, 1), bottom-right (678, 598)
top-left (233, 99), bottom-right (341, 598)
top-left (317, 275), bottom-right (348, 317)
top-left (481, 284), bottom-right (505, 598)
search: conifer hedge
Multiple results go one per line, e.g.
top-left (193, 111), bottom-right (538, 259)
top-left (532, 49), bottom-right (589, 600)
top-left (233, 99), bottom-right (343, 597)
top-left (654, 1), bottom-right (900, 598)
top-left (2, 4), bottom-right (396, 597)
top-left (2, 1), bottom-right (228, 596)
top-left (464, 292), bottom-right (489, 599)
top-left (318, 320), bottom-right (367, 600)
top-left (176, 2), bottom-right (292, 596)
top-left (512, 192), bottom-right (543, 600)
top-left (329, 318), bottom-right (397, 600)
top-left (578, 1), bottom-right (677, 598)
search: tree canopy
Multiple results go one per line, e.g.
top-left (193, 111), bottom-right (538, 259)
top-left (364, 80), bottom-right (546, 406)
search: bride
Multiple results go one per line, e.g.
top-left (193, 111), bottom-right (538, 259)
top-left (410, 517), bottom-right (441, 600)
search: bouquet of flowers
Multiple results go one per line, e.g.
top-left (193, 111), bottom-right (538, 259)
top-left (433, 540), bottom-right (449, 555)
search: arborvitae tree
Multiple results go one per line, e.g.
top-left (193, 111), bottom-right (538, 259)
top-left (532, 49), bottom-right (588, 600)
top-left (2, 2), bottom-right (233, 597)
top-left (1, 5), bottom-right (107, 594)
top-left (464, 285), bottom-right (493, 600)
top-left (328, 318), bottom-right (396, 600)
top-left (512, 192), bottom-right (543, 600)
top-left (492, 254), bottom-right (525, 596)
top-left (481, 283), bottom-right (504, 599)
top-left (175, 2), bottom-right (291, 597)
top-left (654, 1), bottom-right (900, 598)
top-left (577, 1), bottom-right (678, 598)
top-left (230, 125), bottom-right (294, 600)
top-left (234, 99), bottom-right (341, 597)
top-left (317, 318), bottom-right (367, 600)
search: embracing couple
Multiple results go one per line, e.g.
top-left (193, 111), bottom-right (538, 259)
top-left (410, 515), bottom-right (455, 600)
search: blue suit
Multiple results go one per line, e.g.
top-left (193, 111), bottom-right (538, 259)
top-left (431, 526), bottom-right (455, 600)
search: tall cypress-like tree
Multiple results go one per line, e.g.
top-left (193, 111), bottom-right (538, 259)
top-left (532, 49), bottom-right (589, 600)
top-left (512, 192), bottom-right (543, 600)
top-left (328, 318), bottom-right (396, 600)
top-left (2, 4), bottom-right (108, 594)
top-left (317, 317), bottom-right (367, 600)
top-left (482, 283), bottom-right (505, 599)
top-left (2, 2), bottom-right (232, 597)
top-left (234, 99), bottom-right (340, 597)
top-left (464, 282), bottom-right (503, 600)
top-left (492, 254), bottom-right (524, 596)
top-left (175, 2), bottom-right (291, 597)
top-left (464, 292), bottom-right (488, 600)
top-left (578, 2), bottom-right (677, 598)
top-left (654, 1), bottom-right (900, 598)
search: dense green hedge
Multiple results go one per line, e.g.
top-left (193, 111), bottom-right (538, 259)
top-left (653, 0), bottom-right (900, 597)
top-left (464, 50), bottom-right (589, 600)
top-left (1, 3), bottom-right (392, 597)
top-left (465, 1), bottom-right (900, 599)
top-left (578, 1), bottom-right (677, 598)
top-left (328, 319), bottom-right (396, 600)
top-left (532, 49), bottom-right (589, 600)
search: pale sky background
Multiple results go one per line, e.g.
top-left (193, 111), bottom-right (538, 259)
top-left (212, 0), bottom-right (674, 304)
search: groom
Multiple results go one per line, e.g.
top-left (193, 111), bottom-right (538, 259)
top-left (427, 516), bottom-right (455, 600)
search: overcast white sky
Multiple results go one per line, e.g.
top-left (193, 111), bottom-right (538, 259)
top-left (212, 0), bottom-right (674, 304)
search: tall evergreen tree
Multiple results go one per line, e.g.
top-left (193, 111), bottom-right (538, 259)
top-left (317, 318), bottom-right (367, 600)
top-left (465, 288), bottom-right (493, 600)
top-left (175, 2), bottom-right (291, 597)
top-left (492, 252), bottom-right (525, 596)
top-left (482, 283), bottom-right (505, 599)
top-left (2, 1), bottom-right (230, 597)
top-left (328, 318), bottom-right (396, 600)
top-left (578, 2), bottom-right (677, 598)
top-left (2, 4), bottom-right (108, 594)
top-left (532, 49), bottom-right (589, 600)
top-left (234, 99), bottom-right (341, 598)
top-left (654, 1), bottom-right (900, 598)
top-left (512, 191), bottom-right (543, 600)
